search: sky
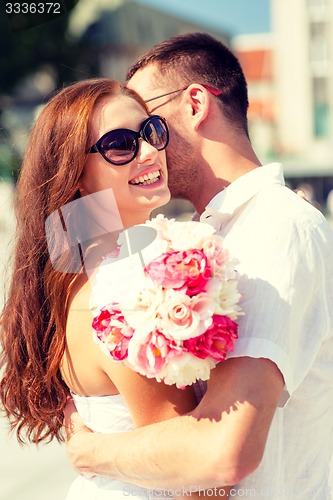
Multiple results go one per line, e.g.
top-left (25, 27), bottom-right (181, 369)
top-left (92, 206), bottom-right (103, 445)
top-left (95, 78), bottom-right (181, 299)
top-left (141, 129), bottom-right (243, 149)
top-left (133, 0), bottom-right (271, 36)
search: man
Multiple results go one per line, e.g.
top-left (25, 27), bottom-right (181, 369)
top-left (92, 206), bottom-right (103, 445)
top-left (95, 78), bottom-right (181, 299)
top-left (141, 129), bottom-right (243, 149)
top-left (65, 33), bottom-right (333, 498)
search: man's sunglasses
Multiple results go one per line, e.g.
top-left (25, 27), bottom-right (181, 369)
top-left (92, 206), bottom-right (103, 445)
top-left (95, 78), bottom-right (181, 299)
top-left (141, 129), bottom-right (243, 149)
top-left (87, 115), bottom-right (169, 166)
top-left (145, 84), bottom-right (222, 103)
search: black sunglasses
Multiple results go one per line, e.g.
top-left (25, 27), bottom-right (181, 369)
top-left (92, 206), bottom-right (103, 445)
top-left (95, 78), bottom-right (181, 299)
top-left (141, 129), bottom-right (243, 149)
top-left (87, 115), bottom-right (169, 166)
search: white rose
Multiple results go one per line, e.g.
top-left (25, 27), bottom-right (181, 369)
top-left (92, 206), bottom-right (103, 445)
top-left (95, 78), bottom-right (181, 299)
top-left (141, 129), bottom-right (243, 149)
top-left (160, 352), bottom-right (217, 388)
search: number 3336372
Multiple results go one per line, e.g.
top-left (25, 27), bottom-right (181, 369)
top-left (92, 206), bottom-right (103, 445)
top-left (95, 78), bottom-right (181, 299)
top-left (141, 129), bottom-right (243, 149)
top-left (6, 3), bottom-right (61, 14)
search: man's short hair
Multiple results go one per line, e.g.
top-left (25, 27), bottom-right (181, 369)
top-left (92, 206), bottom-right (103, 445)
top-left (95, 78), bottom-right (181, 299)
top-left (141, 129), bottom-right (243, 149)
top-left (127, 32), bottom-right (249, 135)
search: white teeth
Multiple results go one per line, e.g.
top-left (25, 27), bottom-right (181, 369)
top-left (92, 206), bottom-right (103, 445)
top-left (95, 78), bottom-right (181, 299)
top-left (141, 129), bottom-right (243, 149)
top-left (130, 170), bottom-right (160, 185)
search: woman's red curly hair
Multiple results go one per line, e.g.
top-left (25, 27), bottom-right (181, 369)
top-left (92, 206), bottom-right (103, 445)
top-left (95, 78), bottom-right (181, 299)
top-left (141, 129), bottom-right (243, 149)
top-left (0, 78), bottom-right (148, 444)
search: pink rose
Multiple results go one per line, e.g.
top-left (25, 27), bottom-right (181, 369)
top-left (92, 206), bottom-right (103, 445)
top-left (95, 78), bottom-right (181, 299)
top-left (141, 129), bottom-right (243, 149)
top-left (145, 249), bottom-right (210, 296)
top-left (92, 305), bottom-right (134, 361)
top-left (182, 250), bottom-right (211, 296)
top-left (159, 290), bottom-right (214, 341)
top-left (184, 314), bottom-right (238, 361)
top-left (128, 329), bottom-right (182, 377)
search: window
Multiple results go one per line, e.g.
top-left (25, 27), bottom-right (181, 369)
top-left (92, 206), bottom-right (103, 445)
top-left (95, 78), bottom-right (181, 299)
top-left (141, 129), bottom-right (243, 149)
top-left (312, 77), bottom-right (330, 137)
top-left (309, 22), bottom-right (328, 64)
top-left (307, 0), bottom-right (327, 7)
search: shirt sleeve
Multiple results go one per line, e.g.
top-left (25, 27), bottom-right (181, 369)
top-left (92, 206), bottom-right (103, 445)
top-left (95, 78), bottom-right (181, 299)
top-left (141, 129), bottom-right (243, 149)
top-left (225, 210), bottom-right (333, 405)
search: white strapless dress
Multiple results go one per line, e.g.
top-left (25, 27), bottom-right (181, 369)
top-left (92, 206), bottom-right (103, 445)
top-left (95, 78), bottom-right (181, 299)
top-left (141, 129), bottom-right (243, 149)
top-left (65, 392), bottom-right (165, 499)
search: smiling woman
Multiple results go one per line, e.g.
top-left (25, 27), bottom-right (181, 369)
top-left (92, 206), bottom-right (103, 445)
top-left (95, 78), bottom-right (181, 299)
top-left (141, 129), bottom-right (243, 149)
top-left (81, 95), bottom-right (170, 227)
top-left (0, 77), bottom-right (198, 499)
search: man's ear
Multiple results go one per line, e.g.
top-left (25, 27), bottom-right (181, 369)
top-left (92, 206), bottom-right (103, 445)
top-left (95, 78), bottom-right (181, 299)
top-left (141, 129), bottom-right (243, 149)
top-left (185, 85), bottom-right (210, 131)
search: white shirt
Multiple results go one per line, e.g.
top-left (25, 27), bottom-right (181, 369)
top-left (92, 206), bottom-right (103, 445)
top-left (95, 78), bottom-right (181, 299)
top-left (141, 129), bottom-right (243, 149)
top-left (200, 164), bottom-right (333, 499)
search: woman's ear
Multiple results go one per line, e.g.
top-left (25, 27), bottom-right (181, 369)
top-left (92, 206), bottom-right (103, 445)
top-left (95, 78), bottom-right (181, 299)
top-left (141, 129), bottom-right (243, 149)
top-left (78, 183), bottom-right (87, 197)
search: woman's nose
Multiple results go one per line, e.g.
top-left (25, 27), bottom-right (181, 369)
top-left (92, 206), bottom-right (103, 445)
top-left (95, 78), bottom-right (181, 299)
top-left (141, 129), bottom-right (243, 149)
top-left (136, 138), bottom-right (158, 164)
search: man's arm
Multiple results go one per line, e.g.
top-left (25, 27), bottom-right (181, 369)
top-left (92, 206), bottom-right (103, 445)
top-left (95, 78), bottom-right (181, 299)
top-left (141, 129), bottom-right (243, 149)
top-left (64, 356), bottom-right (284, 489)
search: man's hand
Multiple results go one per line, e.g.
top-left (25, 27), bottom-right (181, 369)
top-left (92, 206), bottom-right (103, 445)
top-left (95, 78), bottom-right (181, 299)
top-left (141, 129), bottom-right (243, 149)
top-left (61, 357), bottom-right (284, 489)
top-left (63, 398), bottom-right (96, 478)
top-left (63, 398), bottom-right (231, 498)
top-left (63, 398), bottom-right (91, 441)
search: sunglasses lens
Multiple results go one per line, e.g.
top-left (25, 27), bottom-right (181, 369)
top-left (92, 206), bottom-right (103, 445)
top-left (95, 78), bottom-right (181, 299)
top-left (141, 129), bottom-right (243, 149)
top-left (100, 132), bottom-right (136, 165)
top-left (143, 117), bottom-right (168, 150)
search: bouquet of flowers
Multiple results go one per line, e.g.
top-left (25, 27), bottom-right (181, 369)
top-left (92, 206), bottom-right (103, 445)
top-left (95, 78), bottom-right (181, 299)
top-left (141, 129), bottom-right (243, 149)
top-left (92, 215), bottom-right (242, 388)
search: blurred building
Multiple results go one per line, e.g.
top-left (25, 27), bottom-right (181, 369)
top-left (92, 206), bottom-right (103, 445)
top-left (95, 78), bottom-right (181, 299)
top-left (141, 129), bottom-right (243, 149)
top-left (233, 0), bottom-right (333, 211)
top-left (233, 34), bottom-right (275, 162)
top-left (271, 0), bottom-right (333, 208)
top-left (72, 0), bottom-right (230, 81)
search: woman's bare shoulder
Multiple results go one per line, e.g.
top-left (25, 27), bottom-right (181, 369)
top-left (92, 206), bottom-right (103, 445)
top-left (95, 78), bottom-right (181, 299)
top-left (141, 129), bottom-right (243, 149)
top-left (62, 273), bottom-right (118, 396)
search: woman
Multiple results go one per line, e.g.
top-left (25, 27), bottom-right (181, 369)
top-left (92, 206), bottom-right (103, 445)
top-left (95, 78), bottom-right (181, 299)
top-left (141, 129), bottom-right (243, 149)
top-left (0, 79), bottom-right (199, 498)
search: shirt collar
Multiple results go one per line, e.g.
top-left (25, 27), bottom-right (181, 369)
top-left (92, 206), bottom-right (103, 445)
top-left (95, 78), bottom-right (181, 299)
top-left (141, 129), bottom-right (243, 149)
top-left (199, 163), bottom-right (284, 227)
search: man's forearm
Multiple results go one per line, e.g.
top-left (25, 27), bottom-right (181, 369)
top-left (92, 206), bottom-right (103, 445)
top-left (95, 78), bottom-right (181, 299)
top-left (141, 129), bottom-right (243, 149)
top-left (67, 413), bottom-right (237, 489)
top-left (66, 357), bottom-right (283, 490)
